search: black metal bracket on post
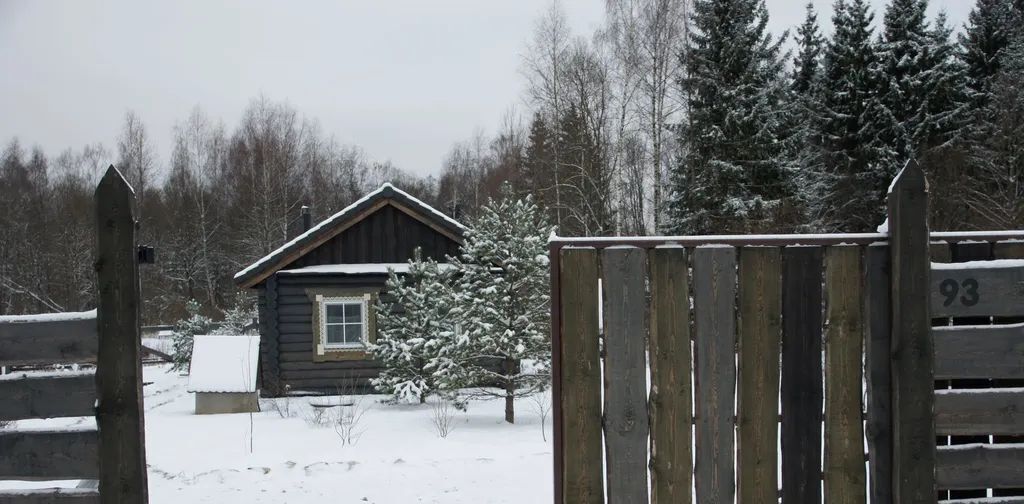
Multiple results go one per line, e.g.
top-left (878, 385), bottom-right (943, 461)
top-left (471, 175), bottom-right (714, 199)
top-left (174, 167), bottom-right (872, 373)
top-left (137, 245), bottom-right (155, 265)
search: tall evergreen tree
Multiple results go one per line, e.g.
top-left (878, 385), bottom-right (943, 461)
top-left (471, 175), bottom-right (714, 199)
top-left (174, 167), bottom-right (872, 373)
top-left (522, 113), bottom-right (557, 225)
top-left (557, 104), bottom-right (614, 236)
top-left (792, 2), bottom-right (825, 95)
top-left (667, 0), bottom-right (794, 234)
top-left (875, 0), bottom-right (931, 161)
top-left (959, 0), bottom-right (1015, 109)
top-left (812, 0), bottom-right (890, 231)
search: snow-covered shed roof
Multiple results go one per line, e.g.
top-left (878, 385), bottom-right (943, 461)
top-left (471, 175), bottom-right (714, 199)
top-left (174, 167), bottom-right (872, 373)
top-left (233, 183), bottom-right (466, 288)
top-left (278, 263), bottom-right (457, 276)
top-left (187, 335), bottom-right (261, 393)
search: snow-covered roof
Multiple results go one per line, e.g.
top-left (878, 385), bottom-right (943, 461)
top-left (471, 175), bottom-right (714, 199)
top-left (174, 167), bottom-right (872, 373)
top-left (187, 335), bottom-right (261, 393)
top-left (278, 263), bottom-right (456, 276)
top-left (234, 183), bottom-right (465, 288)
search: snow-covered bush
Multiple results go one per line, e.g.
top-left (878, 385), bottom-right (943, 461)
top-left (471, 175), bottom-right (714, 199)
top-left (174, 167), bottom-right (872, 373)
top-left (171, 299), bottom-right (213, 372)
top-left (447, 184), bottom-right (554, 424)
top-left (369, 250), bottom-right (461, 404)
top-left (213, 297), bottom-right (257, 335)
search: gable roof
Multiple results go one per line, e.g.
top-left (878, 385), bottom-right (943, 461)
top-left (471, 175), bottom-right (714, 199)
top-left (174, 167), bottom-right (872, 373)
top-left (234, 183), bottom-right (466, 288)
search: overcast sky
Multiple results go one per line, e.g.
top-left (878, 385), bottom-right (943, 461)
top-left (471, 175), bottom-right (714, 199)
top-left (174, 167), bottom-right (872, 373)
top-left (0, 0), bottom-right (972, 177)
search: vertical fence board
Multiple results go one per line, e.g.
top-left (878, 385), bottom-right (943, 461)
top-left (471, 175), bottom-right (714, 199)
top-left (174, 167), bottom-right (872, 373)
top-left (737, 247), bottom-right (782, 504)
top-left (649, 246), bottom-right (692, 504)
top-left (559, 248), bottom-right (604, 504)
top-left (888, 161), bottom-right (936, 504)
top-left (992, 241), bottom-right (1024, 498)
top-left (693, 246), bottom-right (738, 504)
top-left (781, 246), bottom-right (824, 504)
top-left (865, 243), bottom-right (893, 504)
top-left (824, 245), bottom-right (867, 504)
top-left (602, 247), bottom-right (650, 504)
top-left (94, 166), bottom-right (148, 504)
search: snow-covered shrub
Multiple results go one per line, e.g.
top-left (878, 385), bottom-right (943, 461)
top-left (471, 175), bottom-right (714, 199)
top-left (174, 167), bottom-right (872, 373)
top-left (446, 184), bottom-right (554, 424)
top-left (369, 250), bottom-right (461, 404)
top-left (429, 398), bottom-right (458, 439)
top-left (213, 297), bottom-right (257, 335)
top-left (171, 299), bottom-right (213, 372)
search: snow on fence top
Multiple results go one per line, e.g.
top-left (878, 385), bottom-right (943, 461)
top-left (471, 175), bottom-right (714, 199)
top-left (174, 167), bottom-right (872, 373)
top-left (0, 309), bottom-right (96, 324)
top-left (187, 335), bottom-right (261, 393)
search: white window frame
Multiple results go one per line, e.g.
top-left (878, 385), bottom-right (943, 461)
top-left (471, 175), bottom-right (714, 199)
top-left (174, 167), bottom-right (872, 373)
top-left (318, 295), bottom-right (370, 350)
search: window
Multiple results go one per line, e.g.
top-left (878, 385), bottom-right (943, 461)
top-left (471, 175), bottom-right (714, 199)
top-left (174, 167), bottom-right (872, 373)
top-left (321, 297), bottom-right (368, 349)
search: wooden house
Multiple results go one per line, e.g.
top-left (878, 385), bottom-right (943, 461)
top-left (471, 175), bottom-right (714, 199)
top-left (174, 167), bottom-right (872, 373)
top-left (234, 183), bottom-right (465, 395)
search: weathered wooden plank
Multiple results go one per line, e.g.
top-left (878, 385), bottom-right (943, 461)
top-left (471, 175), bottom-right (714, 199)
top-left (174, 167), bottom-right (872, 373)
top-left (888, 161), bottom-right (936, 504)
top-left (736, 247), bottom-right (781, 504)
top-left (693, 246), bottom-right (737, 504)
top-left (0, 429), bottom-right (99, 479)
top-left (935, 388), bottom-right (1024, 436)
top-left (865, 243), bottom-right (892, 504)
top-left (601, 247), bottom-right (649, 504)
top-left (0, 374), bottom-right (95, 421)
top-left (0, 313), bottom-right (97, 366)
top-left (934, 323), bottom-right (1024, 380)
top-left (559, 248), bottom-right (604, 504)
top-left (991, 241), bottom-right (1024, 499)
top-left (94, 166), bottom-right (149, 504)
top-left (936, 443), bottom-right (1024, 490)
top-left (648, 246), bottom-right (692, 504)
top-left (931, 260), bottom-right (1024, 318)
top-left (781, 246), bottom-right (823, 504)
top-left (932, 241), bottom-right (953, 262)
top-left (0, 487), bottom-right (100, 503)
top-left (939, 499), bottom-right (1024, 504)
top-left (823, 245), bottom-right (866, 504)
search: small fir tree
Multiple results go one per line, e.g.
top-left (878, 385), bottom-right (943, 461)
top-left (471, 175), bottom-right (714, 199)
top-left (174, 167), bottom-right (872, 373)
top-left (171, 299), bottom-right (213, 372)
top-left (449, 185), bottom-right (553, 424)
top-left (369, 250), bottom-right (460, 404)
top-left (212, 297), bottom-right (258, 335)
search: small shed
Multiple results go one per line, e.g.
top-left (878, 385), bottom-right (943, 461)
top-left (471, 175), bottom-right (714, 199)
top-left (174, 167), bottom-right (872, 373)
top-left (187, 335), bottom-right (261, 414)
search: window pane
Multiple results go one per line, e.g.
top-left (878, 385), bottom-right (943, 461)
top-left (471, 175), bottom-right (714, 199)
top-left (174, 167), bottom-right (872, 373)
top-left (344, 303), bottom-right (363, 324)
top-left (344, 324), bottom-right (363, 344)
top-left (326, 324), bottom-right (345, 344)
top-left (326, 304), bottom-right (346, 324)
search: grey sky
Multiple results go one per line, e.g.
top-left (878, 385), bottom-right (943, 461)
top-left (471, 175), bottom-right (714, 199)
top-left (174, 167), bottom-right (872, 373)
top-left (0, 0), bottom-right (972, 177)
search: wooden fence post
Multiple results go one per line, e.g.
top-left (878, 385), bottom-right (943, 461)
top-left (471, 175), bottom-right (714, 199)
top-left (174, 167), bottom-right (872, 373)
top-left (888, 160), bottom-right (935, 504)
top-left (95, 165), bottom-right (149, 504)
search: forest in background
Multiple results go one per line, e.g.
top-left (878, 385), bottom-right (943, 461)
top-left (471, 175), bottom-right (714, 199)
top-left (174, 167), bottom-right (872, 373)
top-left (2, 0), bottom-right (1023, 322)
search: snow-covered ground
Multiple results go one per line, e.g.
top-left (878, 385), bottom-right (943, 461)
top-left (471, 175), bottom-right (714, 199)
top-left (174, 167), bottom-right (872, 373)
top-left (2, 364), bottom-right (554, 503)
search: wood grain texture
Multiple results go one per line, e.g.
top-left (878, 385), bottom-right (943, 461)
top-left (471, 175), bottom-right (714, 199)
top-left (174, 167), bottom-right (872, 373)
top-left (601, 247), bottom-right (650, 504)
top-left (648, 246), bottom-right (692, 504)
top-left (934, 323), bottom-right (1024, 379)
top-left (824, 245), bottom-right (866, 504)
top-left (936, 443), bottom-right (1024, 490)
top-left (887, 161), bottom-right (936, 504)
top-left (737, 247), bottom-right (781, 504)
top-left (559, 248), bottom-right (604, 504)
top-left (931, 261), bottom-right (1024, 318)
top-left (0, 316), bottom-right (97, 366)
top-left (0, 488), bottom-right (100, 503)
top-left (94, 166), bottom-right (149, 504)
top-left (865, 243), bottom-right (893, 504)
top-left (693, 246), bottom-right (737, 504)
top-left (0, 429), bottom-right (98, 479)
top-left (781, 246), bottom-right (824, 504)
top-left (937, 498), bottom-right (1024, 504)
top-left (0, 374), bottom-right (95, 421)
top-left (935, 388), bottom-right (1024, 436)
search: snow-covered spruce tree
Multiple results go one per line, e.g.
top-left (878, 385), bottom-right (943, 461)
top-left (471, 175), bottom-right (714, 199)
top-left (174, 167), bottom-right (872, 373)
top-left (874, 0), bottom-right (934, 161)
top-left (789, 2), bottom-right (827, 228)
top-left (369, 249), bottom-right (459, 404)
top-left (171, 299), bottom-right (213, 372)
top-left (792, 2), bottom-right (825, 96)
top-left (448, 184), bottom-right (553, 424)
top-left (666, 0), bottom-right (796, 235)
top-left (811, 0), bottom-right (891, 231)
top-left (212, 297), bottom-right (258, 335)
top-left (960, 0), bottom-right (1015, 111)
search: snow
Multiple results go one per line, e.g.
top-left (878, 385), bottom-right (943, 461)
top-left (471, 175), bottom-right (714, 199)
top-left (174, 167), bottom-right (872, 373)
top-left (0, 364), bottom-right (555, 502)
top-left (187, 335), bottom-right (260, 393)
top-left (234, 183), bottom-right (465, 282)
top-left (876, 217), bottom-right (889, 233)
top-left (278, 263), bottom-right (455, 276)
top-left (0, 309), bottom-right (96, 324)
top-left (931, 259), bottom-right (1024, 270)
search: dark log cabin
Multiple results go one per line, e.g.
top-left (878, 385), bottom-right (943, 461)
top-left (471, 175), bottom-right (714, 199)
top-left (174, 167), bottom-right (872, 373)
top-left (234, 183), bottom-right (464, 395)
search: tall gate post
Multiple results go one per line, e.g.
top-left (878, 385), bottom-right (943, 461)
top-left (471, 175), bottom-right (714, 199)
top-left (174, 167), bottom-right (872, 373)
top-left (888, 160), bottom-right (936, 503)
top-left (95, 165), bottom-right (149, 504)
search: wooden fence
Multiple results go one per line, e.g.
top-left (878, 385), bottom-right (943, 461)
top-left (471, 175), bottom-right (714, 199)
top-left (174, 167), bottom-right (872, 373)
top-left (549, 161), bottom-right (1024, 504)
top-left (0, 166), bottom-right (148, 504)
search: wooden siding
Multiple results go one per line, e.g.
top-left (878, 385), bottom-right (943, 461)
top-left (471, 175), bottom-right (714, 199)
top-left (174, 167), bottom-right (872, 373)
top-left (289, 204), bottom-right (460, 269)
